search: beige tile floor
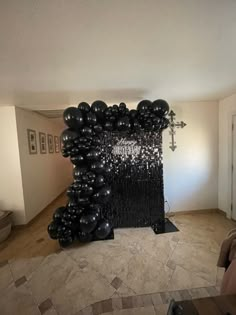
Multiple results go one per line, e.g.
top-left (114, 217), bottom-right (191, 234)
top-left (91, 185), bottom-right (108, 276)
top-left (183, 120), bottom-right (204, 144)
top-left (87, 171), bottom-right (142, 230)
top-left (0, 193), bottom-right (235, 315)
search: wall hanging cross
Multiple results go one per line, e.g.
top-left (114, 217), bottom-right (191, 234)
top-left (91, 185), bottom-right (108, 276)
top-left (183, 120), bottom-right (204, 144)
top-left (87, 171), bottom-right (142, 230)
top-left (168, 110), bottom-right (187, 151)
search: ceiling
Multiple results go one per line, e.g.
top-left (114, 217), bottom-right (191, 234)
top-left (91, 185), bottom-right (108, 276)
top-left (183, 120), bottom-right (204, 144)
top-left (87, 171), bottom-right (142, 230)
top-left (0, 0), bottom-right (236, 110)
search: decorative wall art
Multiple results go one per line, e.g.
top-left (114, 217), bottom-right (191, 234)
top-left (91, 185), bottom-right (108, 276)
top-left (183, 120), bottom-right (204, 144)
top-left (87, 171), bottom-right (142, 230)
top-left (39, 132), bottom-right (47, 154)
top-left (168, 110), bottom-right (187, 151)
top-left (48, 134), bottom-right (54, 153)
top-left (27, 129), bottom-right (37, 154)
top-left (47, 100), bottom-right (170, 247)
top-left (54, 136), bottom-right (59, 153)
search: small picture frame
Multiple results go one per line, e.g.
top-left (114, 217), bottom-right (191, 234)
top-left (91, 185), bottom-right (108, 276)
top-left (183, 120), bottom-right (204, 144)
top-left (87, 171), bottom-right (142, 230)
top-left (39, 132), bottom-right (47, 154)
top-left (48, 134), bottom-right (54, 153)
top-left (54, 136), bottom-right (59, 153)
top-left (27, 129), bottom-right (37, 154)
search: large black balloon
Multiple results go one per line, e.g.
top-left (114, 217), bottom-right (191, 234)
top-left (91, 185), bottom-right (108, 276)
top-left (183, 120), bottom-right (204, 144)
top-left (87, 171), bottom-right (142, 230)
top-left (80, 214), bottom-right (98, 233)
top-left (137, 100), bottom-right (152, 112)
top-left (95, 220), bottom-right (112, 240)
top-left (61, 129), bottom-right (78, 144)
top-left (63, 107), bottom-right (84, 130)
top-left (117, 116), bottom-right (130, 131)
top-left (48, 222), bottom-right (58, 239)
top-left (151, 99), bottom-right (169, 117)
top-left (78, 102), bottom-right (90, 113)
top-left (91, 100), bottom-right (107, 121)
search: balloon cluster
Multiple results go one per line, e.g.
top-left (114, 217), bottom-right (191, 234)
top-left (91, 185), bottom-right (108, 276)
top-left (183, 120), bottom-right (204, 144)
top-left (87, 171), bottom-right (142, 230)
top-left (48, 99), bottom-right (170, 247)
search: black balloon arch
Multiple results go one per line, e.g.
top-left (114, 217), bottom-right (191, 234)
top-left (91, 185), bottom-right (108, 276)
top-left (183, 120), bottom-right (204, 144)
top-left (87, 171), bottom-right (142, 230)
top-left (48, 99), bottom-right (170, 247)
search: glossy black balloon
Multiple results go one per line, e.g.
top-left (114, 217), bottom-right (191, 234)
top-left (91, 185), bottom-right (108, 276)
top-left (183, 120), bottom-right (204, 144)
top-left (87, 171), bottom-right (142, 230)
top-left (90, 161), bottom-right (105, 174)
top-left (81, 126), bottom-right (93, 137)
top-left (80, 214), bottom-right (98, 233)
top-left (94, 220), bottom-right (112, 240)
top-left (59, 236), bottom-right (73, 247)
top-left (61, 129), bottom-right (78, 144)
top-left (73, 166), bottom-right (87, 180)
top-left (53, 207), bottom-right (66, 223)
top-left (70, 155), bottom-right (84, 165)
top-left (93, 175), bottom-right (105, 188)
top-left (137, 99), bottom-right (152, 112)
top-left (48, 222), bottom-right (58, 239)
top-left (78, 102), bottom-right (90, 113)
top-left (117, 116), bottom-right (130, 131)
top-left (77, 231), bottom-right (93, 243)
top-left (86, 149), bottom-right (100, 161)
top-left (63, 107), bottom-right (84, 129)
top-left (151, 99), bottom-right (169, 117)
top-left (86, 112), bottom-right (97, 126)
top-left (93, 124), bottom-right (103, 134)
top-left (61, 147), bottom-right (69, 158)
top-left (104, 121), bottom-right (114, 131)
top-left (92, 186), bottom-right (111, 203)
top-left (91, 100), bottom-right (107, 121)
top-left (77, 197), bottom-right (90, 206)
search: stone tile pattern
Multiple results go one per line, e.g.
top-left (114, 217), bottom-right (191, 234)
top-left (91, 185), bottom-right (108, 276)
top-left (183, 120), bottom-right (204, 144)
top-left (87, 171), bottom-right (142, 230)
top-left (0, 193), bottom-right (235, 315)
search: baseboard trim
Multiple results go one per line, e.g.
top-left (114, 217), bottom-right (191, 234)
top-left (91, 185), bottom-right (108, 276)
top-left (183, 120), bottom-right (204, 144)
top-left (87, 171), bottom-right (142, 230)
top-left (13, 190), bottom-right (66, 229)
top-left (166, 208), bottom-right (226, 217)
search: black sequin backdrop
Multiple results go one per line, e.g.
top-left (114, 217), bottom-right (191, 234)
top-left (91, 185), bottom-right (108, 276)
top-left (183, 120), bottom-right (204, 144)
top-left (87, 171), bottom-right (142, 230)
top-left (101, 131), bottom-right (165, 233)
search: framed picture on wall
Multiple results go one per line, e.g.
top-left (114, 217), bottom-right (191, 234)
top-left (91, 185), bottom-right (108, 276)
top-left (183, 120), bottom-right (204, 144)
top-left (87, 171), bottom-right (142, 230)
top-left (48, 134), bottom-right (54, 153)
top-left (27, 129), bottom-right (37, 154)
top-left (39, 132), bottom-right (47, 154)
top-left (54, 136), bottom-right (59, 153)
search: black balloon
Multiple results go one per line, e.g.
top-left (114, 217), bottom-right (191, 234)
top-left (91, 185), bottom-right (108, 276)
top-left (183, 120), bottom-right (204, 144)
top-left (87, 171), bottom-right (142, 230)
top-left (53, 207), bottom-right (66, 223)
top-left (86, 149), bottom-right (100, 161)
top-left (61, 129), bottom-right (78, 144)
top-left (137, 99), bottom-right (152, 112)
top-left (78, 102), bottom-right (90, 113)
top-left (59, 236), bottom-right (73, 247)
top-left (93, 124), bottom-right (103, 134)
top-left (63, 107), bottom-right (84, 130)
top-left (80, 214), bottom-right (98, 233)
top-left (93, 175), bottom-right (105, 188)
top-left (117, 116), bottom-right (130, 131)
top-left (92, 186), bottom-right (111, 203)
top-left (81, 126), bottom-right (93, 137)
top-left (48, 222), bottom-right (58, 239)
top-left (151, 99), bottom-right (169, 117)
top-left (77, 231), bottom-right (93, 242)
top-left (95, 220), bottom-right (112, 240)
top-left (86, 112), bottom-right (97, 126)
top-left (90, 161), bottom-right (105, 174)
top-left (70, 155), bottom-right (84, 165)
top-left (91, 100), bottom-right (107, 121)
top-left (73, 166), bottom-right (87, 180)
top-left (104, 121), bottom-right (114, 131)
top-left (130, 109), bottom-right (137, 119)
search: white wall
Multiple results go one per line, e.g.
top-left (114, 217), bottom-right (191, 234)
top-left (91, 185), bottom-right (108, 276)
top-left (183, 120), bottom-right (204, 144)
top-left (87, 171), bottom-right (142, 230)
top-left (162, 101), bottom-right (219, 212)
top-left (15, 107), bottom-right (72, 223)
top-left (218, 93), bottom-right (236, 217)
top-left (0, 106), bottom-right (25, 224)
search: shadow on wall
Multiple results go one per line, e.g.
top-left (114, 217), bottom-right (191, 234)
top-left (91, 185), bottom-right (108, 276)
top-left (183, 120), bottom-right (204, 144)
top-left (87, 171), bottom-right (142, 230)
top-left (163, 102), bottom-right (218, 212)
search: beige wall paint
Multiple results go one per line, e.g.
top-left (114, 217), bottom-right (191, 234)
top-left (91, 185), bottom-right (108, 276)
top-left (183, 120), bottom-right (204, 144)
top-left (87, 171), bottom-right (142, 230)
top-left (0, 106), bottom-right (25, 224)
top-left (15, 107), bottom-right (72, 223)
top-left (218, 93), bottom-right (236, 217)
top-left (162, 101), bottom-right (219, 212)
